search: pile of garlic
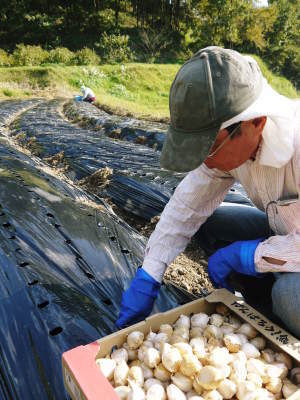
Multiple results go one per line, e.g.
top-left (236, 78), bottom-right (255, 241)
top-left (96, 304), bottom-right (300, 400)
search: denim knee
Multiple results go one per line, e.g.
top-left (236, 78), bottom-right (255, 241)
top-left (272, 273), bottom-right (300, 339)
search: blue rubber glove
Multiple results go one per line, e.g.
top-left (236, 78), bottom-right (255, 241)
top-left (116, 268), bottom-right (160, 329)
top-left (208, 238), bottom-right (264, 292)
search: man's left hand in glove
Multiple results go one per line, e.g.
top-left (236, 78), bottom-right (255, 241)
top-left (208, 238), bottom-right (265, 291)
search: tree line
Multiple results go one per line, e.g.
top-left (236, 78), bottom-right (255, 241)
top-left (0, 0), bottom-right (298, 87)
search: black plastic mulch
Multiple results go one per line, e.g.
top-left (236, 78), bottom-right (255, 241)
top-left (0, 102), bottom-right (193, 399)
top-left (0, 99), bottom-right (40, 127)
top-left (64, 101), bottom-right (167, 151)
top-left (0, 138), bottom-right (192, 399)
top-left (9, 100), bottom-right (251, 221)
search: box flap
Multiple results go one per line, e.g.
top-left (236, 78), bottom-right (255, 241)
top-left (63, 341), bottom-right (119, 400)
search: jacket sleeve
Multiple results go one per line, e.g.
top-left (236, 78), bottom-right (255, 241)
top-left (255, 230), bottom-right (300, 273)
top-left (255, 128), bottom-right (300, 273)
top-left (143, 164), bottom-right (235, 282)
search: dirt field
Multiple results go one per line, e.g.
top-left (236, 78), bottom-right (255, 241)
top-left (110, 204), bottom-right (213, 297)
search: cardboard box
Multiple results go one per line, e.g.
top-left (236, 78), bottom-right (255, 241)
top-left (62, 289), bottom-right (300, 400)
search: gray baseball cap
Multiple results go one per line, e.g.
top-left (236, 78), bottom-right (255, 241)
top-left (160, 46), bottom-right (263, 172)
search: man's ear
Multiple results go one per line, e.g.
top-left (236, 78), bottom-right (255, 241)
top-left (252, 116), bottom-right (267, 132)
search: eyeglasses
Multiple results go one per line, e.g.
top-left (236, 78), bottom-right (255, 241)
top-left (207, 122), bottom-right (241, 158)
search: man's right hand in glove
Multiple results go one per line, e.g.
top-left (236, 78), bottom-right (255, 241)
top-left (116, 267), bottom-right (160, 329)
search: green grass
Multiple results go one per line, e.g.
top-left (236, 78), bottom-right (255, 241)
top-left (0, 58), bottom-right (298, 120)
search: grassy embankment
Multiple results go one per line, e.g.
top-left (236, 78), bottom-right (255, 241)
top-left (0, 56), bottom-right (298, 120)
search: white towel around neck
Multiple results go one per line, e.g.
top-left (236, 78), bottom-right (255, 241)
top-left (221, 58), bottom-right (299, 168)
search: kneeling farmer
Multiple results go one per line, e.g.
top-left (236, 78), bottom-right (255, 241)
top-left (81, 85), bottom-right (96, 103)
top-left (117, 47), bottom-right (300, 338)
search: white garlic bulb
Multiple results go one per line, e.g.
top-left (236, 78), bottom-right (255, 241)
top-left (186, 391), bottom-right (199, 399)
top-left (209, 314), bottom-right (224, 327)
top-left (146, 329), bottom-right (156, 342)
top-left (203, 325), bottom-right (222, 340)
top-left (114, 360), bottom-right (129, 386)
top-left (202, 389), bottom-right (222, 400)
top-left (237, 323), bottom-right (257, 339)
top-left (282, 378), bottom-right (299, 398)
top-left (143, 347), bottom-right (160, 369)
top-left (111, 348), bottom-right (129, 363)
top-left (250, 336), bottom-right (266, 350)
top-left (159, 324), bottom-right (173, 338)
top-left (173, 342), bottom-right (193, 356)
top-left (191, 313), bottom-right (210, 329)
top-left (246, 358), bottom-right (266, 377)
top-left (194, 366), bottom-right (223, 390)
top-left (242, 342), bottom-right (260, 358)
top-left (123, 343), bottom-right (138, 361)
top-left (190, 337), bottom-right (206, 360)
top-left (227, 315), bottom-right (242, 330)
top-left (143, 340), bottom-right (154, 348)
top-left (146, 383), bottom-right (166, 400)
top-left (153, 332), bottom-right (169, 350)
top-left (115, 385), bottom-right (131, 400)
top-left (193, 375), bottom-right (204, 395)
top-left (224, 333), bottom-right (241, 353)
top-left (154, 363), bottom-right (171, 382)
top-left (128, 365), bottom-right (144, 387)
top-left (208, 347), bottom-right (232, 367)
top-left (128, 379), bottom-right (145, 400)
top-left (174, 326), bottom-right (190, 341)
top-left (175, 315), bottom-right (191, 329)
top-left (140, 363), bottom-right (153, 380)
top-left (161, 343), bottom-right (182, 373)
top-left (242, 388), bottom-right (272, 400)
top-left (231, 350), bottom-right (247, 364)
top-left (265, 363), bottom-right (288, 380)
top-left (206, 337), bottom-right (223, 353)
top-left (96, 358), bottom-right (116, 380)
top-left (236, 380), bottom-right (257, 400)
top-left (261, 348), bottom-right (275, 363)
top-left (130, 360), bottom-right (142, 367)
top-left (236, 333), bottom-right (248, 346)
top-left (190, 327), bottom-right (205, 339)
top-left (219, 364), bottom-right (231, 379)
top-left (217, 378), bottom-right (237, 399)
top-left (230, 360), bottom-right (247, 383)
top-left (171, 372), bottom-right (193, 392)
top-left (167, 383), bottom-right (187, 400)
top-left (138, 345), bottom-right (149, 362)
top-left (171, 334), bottom-right (189, 345)
top-left (220, 324), bottom-right (235, 335)
top-left (127, 331), bottom-right (144, 350)
top-left (144, 378), bottom-right (163, 392)
top-left (247, 372), bottom-right (263, 387)
top-left (265, 377), bottom-right (282, 394)
top-left (180, 352), bottom-right (202, 376)
top-left (274, 352), bottom-right (292, 369)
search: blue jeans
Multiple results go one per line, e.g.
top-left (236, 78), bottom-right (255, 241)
top-left (195, 203), bottom-right (300, 339)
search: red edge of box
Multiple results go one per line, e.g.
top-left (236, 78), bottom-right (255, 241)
top-left (62, 341), bottom-right (119, 400)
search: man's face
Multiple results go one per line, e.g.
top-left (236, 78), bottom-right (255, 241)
top-left (204, 117), bottom-right (266, 171)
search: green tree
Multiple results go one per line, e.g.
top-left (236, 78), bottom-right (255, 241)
top-left (190, 0), bottom-right (254, 49)
top-left (265, 0), bottom-right (300, 87)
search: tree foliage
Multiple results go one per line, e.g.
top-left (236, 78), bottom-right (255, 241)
top-left (0, 0), bottom-right (298, 87)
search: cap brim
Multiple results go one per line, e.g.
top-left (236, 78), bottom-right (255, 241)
top-left (160, 125), bottom-right (220, 172)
